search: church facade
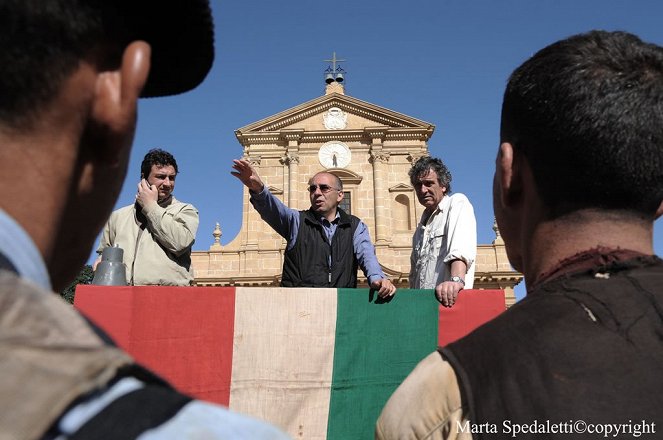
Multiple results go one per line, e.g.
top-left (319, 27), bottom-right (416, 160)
top-left (191, 80), bottom-right (522, 306)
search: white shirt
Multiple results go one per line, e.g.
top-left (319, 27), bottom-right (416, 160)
top-left (410, 193), bottom-right (477, 289)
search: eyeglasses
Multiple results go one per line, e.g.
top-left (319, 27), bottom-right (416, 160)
top-left (308, 184), bottom-right (339, 193)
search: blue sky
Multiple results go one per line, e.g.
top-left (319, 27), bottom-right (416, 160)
top-left (95, 0), bottom-right (663, 299)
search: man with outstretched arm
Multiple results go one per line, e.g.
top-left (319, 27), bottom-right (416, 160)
top-left (232, 158), bottom-right (396, 298)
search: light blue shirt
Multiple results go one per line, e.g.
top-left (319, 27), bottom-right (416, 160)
top-left (0, 208), bottom-right (51, 289)
top-left (250, 186), bottom-right (386, 285)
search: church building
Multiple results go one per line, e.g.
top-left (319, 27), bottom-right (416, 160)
top-left (191, 57), bottom-right (522, 306)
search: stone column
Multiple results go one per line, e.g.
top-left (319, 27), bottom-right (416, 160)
top-left (367, 128), bottom-right (389, 244)
top-left (281, 130), bottom-right (303, 209)
top-left (283, 153), bottom-right (300, 208)
top-left (243, 156), bottom-right (262, 251)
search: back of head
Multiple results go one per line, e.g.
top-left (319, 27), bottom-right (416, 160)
top-left (0, 0), bottom-right (214, 129)
top-left (502, 30), bottom-right (663, 219)
top-left (0, 0), bottom-right (113, 128)
top-left (0, 0), bottom-right (214, 290)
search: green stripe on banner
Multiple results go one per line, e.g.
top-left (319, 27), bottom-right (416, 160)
top-left (327, 289), bottom-right (439, 440)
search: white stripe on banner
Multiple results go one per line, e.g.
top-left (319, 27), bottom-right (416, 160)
top-left (229, 287), bottom-right (338, 439)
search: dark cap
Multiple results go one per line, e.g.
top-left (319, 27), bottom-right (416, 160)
top-left (117, 0), bottom-right (215, 97)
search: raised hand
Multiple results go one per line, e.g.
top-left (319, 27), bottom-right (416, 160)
top-left (231, 159), bottom-right (265, 193)
top-left (136, 178), bottom-right (158, 209)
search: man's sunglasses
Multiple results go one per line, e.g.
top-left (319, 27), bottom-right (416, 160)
top-left (308, 184), bottom-right (339, 193)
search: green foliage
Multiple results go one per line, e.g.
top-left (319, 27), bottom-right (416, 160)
top-left (61, 264), bottom-right (94, 304)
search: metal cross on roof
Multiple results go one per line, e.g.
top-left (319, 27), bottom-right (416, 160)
top-left (324, 52), bottom-right (346, 72)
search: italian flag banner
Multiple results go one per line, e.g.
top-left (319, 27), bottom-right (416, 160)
top-left (75, 286), bottom-right (504, 439)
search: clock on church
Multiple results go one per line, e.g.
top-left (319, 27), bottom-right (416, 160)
top-left (318, 141), bottom-right (351, 168)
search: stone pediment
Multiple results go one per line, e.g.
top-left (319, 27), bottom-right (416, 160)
top-left (388, 183), bottom-right (414, 192)
top-left (235, 93), bottom-right (434, 146)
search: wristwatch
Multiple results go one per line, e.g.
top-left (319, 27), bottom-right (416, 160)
top-left (449, 276), bottom-right (465, 286)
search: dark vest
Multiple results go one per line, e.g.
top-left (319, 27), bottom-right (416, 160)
top-left (441, 256), bottom-right (663, 439)
top-left (281, 209), bottom-right (359, 288)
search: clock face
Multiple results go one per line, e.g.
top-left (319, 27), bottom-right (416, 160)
top-left (319, 142), bottom-right (351, 168)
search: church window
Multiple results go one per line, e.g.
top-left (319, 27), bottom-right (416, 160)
top-left (339, 191), bottom-right (351, 215)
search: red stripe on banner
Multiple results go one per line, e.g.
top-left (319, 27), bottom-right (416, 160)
top-left (437, 289), bottom-right (506, 347)
top-left (74, 286), bottom-right (135, 347)
top-left (74, 285), bottom-right (236, 406)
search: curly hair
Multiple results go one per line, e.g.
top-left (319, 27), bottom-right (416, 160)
top-left (408, 156), bottom-right (452, 194)
top-left (140, 149), bottom-right (178, 178)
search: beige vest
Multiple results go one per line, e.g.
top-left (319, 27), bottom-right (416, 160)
top-left (0, 271), bottom-right (133, 440)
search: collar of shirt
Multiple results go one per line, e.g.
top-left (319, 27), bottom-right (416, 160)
top-left (318, 211), bottom-right (341, 243)
top-left (531, 246), bottom-right (649, 291)
top-left (421, 195), bottom-right (450, 227)
top-left (0, 208), bottom-right (52, 290)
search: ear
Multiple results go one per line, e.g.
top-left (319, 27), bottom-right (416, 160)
top-left (655, 200), bottom-right (663, 220)
top-left (90, 41), bottom-right (151, 163)
top-left (495, 142), bottom-right (534, 206)
top-left (496, 142), bottom-right (514, 207)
